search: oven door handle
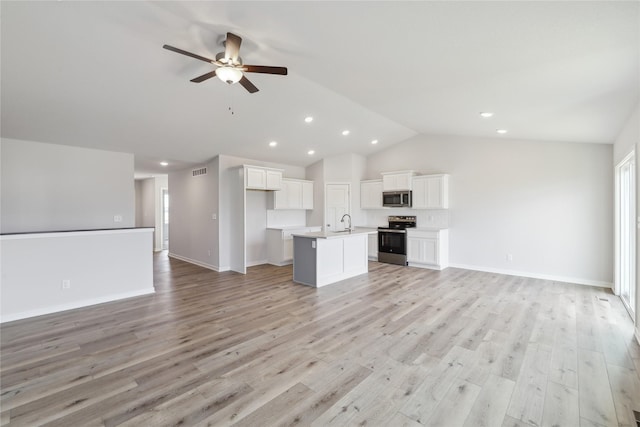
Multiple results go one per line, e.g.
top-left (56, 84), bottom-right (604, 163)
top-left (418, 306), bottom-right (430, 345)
top-left (379, 229), bottom-right (406, 234)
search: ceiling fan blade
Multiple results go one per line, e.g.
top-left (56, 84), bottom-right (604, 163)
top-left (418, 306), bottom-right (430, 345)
top-left (190, 70), bottom-right (217, 83)
top-left (225, 32), bottom-right (242, 62)
top-left (244, 65), bottom-right (288, 75)
top-left (238, 75), bottom-right (259, 93)
top-left (163, 45), bottom-right (214, 64)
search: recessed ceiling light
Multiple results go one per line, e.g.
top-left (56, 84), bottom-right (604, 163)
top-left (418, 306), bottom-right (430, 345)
top-left (342, 130), bottom-right (350, 136)
top-left (480, 112), bottom-right (494, 118)
top-left (269, 141), bottom-right (278, 147)
top-left (160, 162), bottom-right (168, 166)
top-left (496, 129), bottom-right (508, 134)
top-left (304, 116), bottom-right (313, 123)
top-left (308, 150), bottom-right (315, 155)
top-left (371, 139), bottom-right (379, 145)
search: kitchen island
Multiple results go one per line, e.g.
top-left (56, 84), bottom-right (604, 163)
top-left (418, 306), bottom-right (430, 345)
top-left (292, 229), bottom-right (374, 287)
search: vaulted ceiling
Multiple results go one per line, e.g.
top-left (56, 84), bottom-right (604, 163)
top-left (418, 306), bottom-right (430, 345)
top-left (1, 1), bottom-right (638, 175)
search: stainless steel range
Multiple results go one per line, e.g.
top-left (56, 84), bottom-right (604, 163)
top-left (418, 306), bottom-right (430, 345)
top-left (378, 215), bottom-right (416, 265)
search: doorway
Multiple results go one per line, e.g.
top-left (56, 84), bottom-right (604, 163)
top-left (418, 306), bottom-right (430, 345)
top-left (325, 183), bottom-right (350, 232)
top-left (615, 150), bottom-right (636, 319)
top-left (162, 188), bottom-right (169, 250)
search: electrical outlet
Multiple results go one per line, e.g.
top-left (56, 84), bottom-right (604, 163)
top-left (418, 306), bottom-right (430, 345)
top-left (61, 279), bottom-right (71, 289)
top-left (113, 215), bottom-right (123, 223)
top-left (207, 249), bottom-right (211, 256)
top-left (212, 213), bottom-right (217, 220)
top-left (507, 254), bottom-right (513, 262)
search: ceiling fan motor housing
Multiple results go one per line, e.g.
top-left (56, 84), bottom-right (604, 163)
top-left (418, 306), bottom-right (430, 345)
top-left (215, 52), bottom-right (242, 66)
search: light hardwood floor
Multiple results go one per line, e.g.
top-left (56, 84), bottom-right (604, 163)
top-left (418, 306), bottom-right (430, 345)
top-left (2, 253), bottom-right (639, 426)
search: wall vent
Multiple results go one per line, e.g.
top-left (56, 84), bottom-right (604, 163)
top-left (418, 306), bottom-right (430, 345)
top-left (192, 167), bottom-right (207, 177)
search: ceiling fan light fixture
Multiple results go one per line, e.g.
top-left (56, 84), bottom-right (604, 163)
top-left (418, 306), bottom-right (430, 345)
top-left (216, 66), bottom-right (243, 84)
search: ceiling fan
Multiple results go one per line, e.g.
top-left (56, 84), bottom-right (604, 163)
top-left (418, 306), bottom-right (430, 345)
top-left (163, 32), bottom-right (287, 93)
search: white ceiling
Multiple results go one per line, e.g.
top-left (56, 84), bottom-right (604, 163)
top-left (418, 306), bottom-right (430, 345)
top-left (2, 1), bottom-right (638, 176)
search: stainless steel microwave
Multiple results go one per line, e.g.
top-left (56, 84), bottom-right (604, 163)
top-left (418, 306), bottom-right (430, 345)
top-left (382, 191), bottom-right (412, 207)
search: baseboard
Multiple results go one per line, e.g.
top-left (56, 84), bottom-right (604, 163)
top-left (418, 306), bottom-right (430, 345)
top-left (448, 263), bottom-right (613, 288)
top-left (0, 288), bottom-right (155, 324)
top-left (246, 259), bottom-right (268, 267)
top-left (168, 252), bottom-right (229, 272)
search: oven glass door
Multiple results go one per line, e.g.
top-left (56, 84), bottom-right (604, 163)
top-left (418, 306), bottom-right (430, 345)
top-left (378, 230), bottom-right (406, 255)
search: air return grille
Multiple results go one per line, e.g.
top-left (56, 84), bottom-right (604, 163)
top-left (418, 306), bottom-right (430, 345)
top-left (192, 167), bottom-right (207, 177)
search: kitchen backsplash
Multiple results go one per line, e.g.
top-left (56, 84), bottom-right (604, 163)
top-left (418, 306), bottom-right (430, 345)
top-left (362, 209), bottom-right (450, 229)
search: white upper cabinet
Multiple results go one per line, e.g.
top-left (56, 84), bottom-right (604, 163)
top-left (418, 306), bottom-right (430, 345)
top-left (381, 171), bottom-right (415, 191)
top-left (245, 166), bottom-right (283, 190)
top-left (412, 174), bottom-right (449, 209)
top-left (266, 169), bottom-right (282, 190)
top-left (360, 180), bottom-right (383, 209)
top-left (273, 178), bottom-right (314, 210)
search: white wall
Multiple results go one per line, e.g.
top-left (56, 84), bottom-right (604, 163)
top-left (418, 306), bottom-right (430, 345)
top-left (168, 159), bottom-right (219, 270)
top-left (135, 180), bottom-right (144, 226)
top-left (1, 138), bottom-right (135, 233)
top-left (1, 229), bottom-right (154, 322)
top-left (366, 134), bottom-right (614, 286)
top-left (612, 102), bottom-right (639, 339)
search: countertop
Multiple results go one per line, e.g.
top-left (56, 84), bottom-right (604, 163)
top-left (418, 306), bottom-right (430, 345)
top-left (410, 227), bottom-right (449, 231)
top-left (292, 229), bottom-right (375, 239)
top-left (266, 225), bottom-right (321, 231)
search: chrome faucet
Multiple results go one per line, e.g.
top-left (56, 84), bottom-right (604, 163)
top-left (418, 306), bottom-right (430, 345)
top-left (340, 213), bottom-right (352, 231)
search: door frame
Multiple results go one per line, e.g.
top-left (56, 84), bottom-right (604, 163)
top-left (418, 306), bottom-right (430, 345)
top-left (614, 149), bottom-right (636, 319)
top-left (161, 187), bottom-right (169, 250)
top-left (324, 182), bottom-right (351, 231)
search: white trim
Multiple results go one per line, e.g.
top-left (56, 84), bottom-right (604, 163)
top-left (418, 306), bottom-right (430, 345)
top-left (614, 149), bottom-right (636, 319)
top-left (168, 252), bottom-right (229, 272)
top-left (246, 259), bottom-right (268, 267)
top-left (0, 288), bottom-right (155, 324)
top-left (448, 263), bottom-right (613, 288)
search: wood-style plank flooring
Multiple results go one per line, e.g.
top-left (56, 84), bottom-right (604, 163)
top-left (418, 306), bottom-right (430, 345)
top-left (2, 253), bottom-right (639, 426)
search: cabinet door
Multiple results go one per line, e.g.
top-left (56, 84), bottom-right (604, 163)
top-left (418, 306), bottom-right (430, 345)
top-left (266, 170), bottom-right (282, 190)
top-left (411, 177), bottom-right (427, 209)
top-left (361, 181), bottom-right (383, 209)
top-left (287, 180), bottom-right (303, 209)
top-left (382, 174), bottom-right (398, 191)
top-left (283, 238), bottom-right (294, 261)
top-left (426, 176), bottom-right (443, 208)
top-left (246, 168), bottom-right (266, 189)
top-left (382, 173), bottom-right (413, 191)
top-left (407, 237), bottom-right (438, 264)
top-left (273, 184), bottom-right (288, 209)
top-left (302, 181), bottom-right (314, 209)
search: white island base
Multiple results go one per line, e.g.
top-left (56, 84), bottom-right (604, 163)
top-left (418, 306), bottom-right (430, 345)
top-left (292, 231), bottom-right (369, 287)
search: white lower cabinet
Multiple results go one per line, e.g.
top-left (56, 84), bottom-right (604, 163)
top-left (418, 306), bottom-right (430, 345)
top-left (406, 229), bottom-right (449, 270)
top-left (368, 232), bottom-right (378, 261)
top-left (267, 227), bottom-right (322, 266)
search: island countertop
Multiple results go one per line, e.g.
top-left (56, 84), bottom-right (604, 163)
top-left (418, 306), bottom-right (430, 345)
top-left (291, 229), bottom-right (376, 239)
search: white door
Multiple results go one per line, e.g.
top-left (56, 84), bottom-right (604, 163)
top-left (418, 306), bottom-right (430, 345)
top-left (325, 183), bottom-right (350, 232)
top-left (615, 150), bottom-right (636, 319)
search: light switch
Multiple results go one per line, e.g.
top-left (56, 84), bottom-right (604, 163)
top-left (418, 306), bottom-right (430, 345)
top-left (311, 241), bottom-right (316, 249)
